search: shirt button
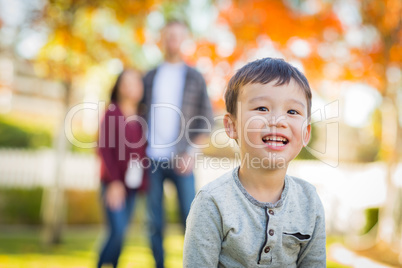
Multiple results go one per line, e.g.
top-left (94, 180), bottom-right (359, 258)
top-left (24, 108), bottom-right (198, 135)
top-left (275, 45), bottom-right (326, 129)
top-left (264, 246), bottom-right (270, 253)
top-left (268, 210), bottom-right (274, 215)
top-left (269, 229), bottom-right (274, 236)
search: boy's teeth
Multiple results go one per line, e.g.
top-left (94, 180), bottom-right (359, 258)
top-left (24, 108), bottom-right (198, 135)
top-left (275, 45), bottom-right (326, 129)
top-left (267, 143), bottom-right (285, 147)
top-left (262, 136), bottom-right (288, 142)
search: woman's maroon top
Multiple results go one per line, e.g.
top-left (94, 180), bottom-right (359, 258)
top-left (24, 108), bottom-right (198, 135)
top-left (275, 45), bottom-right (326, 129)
top-left (98, 103), bottom-right (148, 192)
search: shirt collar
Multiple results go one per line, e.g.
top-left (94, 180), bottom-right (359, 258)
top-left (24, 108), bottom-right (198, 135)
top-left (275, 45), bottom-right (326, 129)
top-left (232, 166), bottom-right (289, 209)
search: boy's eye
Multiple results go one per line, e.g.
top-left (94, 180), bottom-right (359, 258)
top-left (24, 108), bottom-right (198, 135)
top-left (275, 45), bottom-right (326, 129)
top-left (256, 107), bottom-right (268, 112)
top-left (288, 109), bottom-right (299, 115)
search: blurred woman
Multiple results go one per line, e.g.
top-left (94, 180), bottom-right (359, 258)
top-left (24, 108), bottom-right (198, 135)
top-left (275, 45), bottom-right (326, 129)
top-left (97, 69), bottom-right (147, 268)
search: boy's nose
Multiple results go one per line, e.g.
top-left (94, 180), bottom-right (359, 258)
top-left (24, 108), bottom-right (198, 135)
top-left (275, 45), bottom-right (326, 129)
top-left (267, 114), bottom-right (287, 128)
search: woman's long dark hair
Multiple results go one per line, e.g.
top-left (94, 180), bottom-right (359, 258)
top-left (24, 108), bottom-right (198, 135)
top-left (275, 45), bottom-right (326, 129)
top-left (110, 70), bottom-right (127, 102)
top-left (109, 69), bottom-right (146, 116)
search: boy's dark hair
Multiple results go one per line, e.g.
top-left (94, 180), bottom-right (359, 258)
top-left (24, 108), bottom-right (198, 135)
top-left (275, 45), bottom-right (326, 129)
top-left (224, 58), bottom-right (312, 120)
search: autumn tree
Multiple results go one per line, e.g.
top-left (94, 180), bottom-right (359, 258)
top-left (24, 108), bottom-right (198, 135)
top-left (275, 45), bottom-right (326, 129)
top-left (208, 0), bottom-right (402, 257)
top-left (359, 0), bottom-right (402, 255)
top-left (35, 0), bottom-right (186, 244)
top-left (33, 0), bottom-right (402, 254)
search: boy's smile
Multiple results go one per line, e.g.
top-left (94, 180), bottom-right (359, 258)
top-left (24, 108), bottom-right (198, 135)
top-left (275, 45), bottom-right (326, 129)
top-left (224, 79), bottom-right (311, 169)
top-left (262, 133), bottom-right (289, 150)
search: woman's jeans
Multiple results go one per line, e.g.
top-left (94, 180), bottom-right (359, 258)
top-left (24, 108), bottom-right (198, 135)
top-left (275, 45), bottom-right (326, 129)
top-left (98, 184), bottom-right (136, 268)
top-left (147, 161), bottom-right (196, 268)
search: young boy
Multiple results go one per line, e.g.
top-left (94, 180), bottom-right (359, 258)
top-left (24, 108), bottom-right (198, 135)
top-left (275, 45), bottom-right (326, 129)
top-left (183, 58), bottom-right (326, 267)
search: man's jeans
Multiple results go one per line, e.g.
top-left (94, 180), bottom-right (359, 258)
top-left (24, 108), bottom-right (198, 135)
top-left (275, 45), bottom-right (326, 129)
top-left (147, 160), bottom-right (196, 268)
top-left (98, 184), bottom-right (136, 268)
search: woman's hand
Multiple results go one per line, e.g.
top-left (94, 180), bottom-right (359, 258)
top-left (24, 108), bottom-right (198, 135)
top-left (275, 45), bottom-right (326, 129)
top-left (174, 152), bottom-right (194, 175)
top-left (105, 180), bottom-right (126, 211)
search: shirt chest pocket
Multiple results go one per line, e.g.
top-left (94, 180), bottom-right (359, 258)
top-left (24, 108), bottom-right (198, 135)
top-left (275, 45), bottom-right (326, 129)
top-left (281, 231), bottom-right (312, 262)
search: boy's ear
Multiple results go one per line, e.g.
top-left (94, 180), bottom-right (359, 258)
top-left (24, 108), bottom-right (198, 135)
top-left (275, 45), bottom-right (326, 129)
top-left (223, 113), bottom-right (238, 140)
top-left (302, 124), bottom-right (311, 147)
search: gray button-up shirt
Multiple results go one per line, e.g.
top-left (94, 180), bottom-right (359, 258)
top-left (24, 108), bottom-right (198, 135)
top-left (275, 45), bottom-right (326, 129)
top-left (183, 167), bottom-right (326, 267)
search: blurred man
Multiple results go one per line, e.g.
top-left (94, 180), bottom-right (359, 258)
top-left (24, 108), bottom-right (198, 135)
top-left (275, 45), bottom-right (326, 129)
top-left (142, 20), bottom-right (214, 268)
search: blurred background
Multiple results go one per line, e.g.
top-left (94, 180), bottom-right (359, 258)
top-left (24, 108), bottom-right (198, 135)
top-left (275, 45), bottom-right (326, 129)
top-left (0, 0), bottom-right (401, 267)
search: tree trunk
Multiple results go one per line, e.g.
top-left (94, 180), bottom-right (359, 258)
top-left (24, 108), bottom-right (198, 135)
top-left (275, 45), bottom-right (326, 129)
top-left (376, 82), bottom-right (402, 257)
top-left (41, 81), bottom-right (71, 245)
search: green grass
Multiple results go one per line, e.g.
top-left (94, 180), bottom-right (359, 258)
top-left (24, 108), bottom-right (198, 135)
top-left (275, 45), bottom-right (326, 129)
top-left (0, 225), bottom-right (351, 268)
top-left (0, 224), bottom-right (184, 268)
top-left (328, 261), bottom-right (351, 268)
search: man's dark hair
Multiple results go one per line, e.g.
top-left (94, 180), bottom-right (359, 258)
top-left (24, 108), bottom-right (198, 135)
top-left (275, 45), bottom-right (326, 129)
top-left (164, 19), bottom-right (188, 29)
top-left (224, 57), bottom-right (312, 120)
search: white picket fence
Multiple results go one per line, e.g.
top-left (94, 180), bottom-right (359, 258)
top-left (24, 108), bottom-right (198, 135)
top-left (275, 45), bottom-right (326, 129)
top-left (0, 148), bottom-right (100, 190)
top-left (1, 148), bottom-right (401, 234)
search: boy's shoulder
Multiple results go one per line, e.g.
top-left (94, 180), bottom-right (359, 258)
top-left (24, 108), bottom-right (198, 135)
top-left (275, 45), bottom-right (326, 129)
top-left (198, 169), bottom-right (235, 195)
top-left (286, 175), bottom-right (323, 209)
top-left (287, 175), bottom-right (317, 192)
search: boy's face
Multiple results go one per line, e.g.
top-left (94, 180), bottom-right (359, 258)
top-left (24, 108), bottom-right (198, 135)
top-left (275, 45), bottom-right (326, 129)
top-left (224, 79), bottom-right (311, 169)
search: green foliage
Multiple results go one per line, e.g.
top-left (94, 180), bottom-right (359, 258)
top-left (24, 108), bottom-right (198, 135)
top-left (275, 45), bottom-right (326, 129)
top-left (0, 119), bottom-right (30, 147)
top-left (0, 188), bottom-right (43, 224)
top-left (0, 188), bottom-right (103, 225)
top-left (327, 261), bottom-right (351, 268)
top-left (69, 129), bottom-right (97, 154)
top-left (0, 116), bottom-right (52, 149)
top-left (296, 147), bottom-right (318, 160)
top-left (361, 207), bottom-right (379, 235)
top-left (356, 141), bottom-right (380, 162)
top-left (164, 187), bottom-right (181, 224)
top-left (65, 189), bottom-right (102, 224)
top-left (65, 188), bottom-right (180, 225)
top-left (0, 187), bottom-right (181, 225)
top-left (295, 125), bottom-right (318, 160)
top-left (0, 115), bottom-right (100, 153)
